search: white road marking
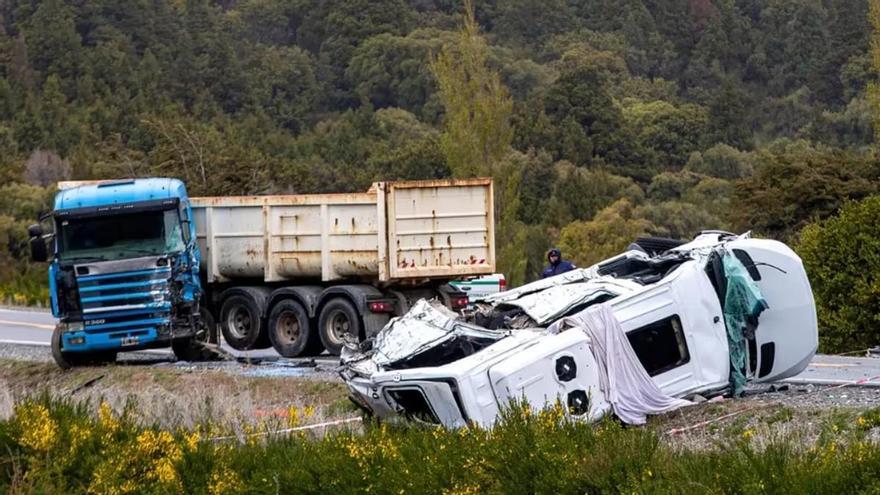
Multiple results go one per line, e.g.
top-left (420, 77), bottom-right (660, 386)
top-left (0, 320), bottom-right (54, 330)
top-left (0, 339), bottom-right (173, 356)
top-left (0, 339), bottom-right (49, 346)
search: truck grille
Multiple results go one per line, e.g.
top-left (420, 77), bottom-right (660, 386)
top-left (76, 267), bottom-right (172, 334)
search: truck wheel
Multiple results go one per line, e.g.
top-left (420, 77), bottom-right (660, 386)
top-left (318, 298), bottom-right (362, 356)
top-left (220, 295), bottom-right (264, 350)
top-left (51, 325), bottom-right (116, 368)
top-left (172, 309), bottom-right (219, 362)
top-left (268, 300), bottom-right (323, 357)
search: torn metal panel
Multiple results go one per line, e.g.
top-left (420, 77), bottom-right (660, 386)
top-left (370, 299), bottom-right (508, 368)
top-left (500, 278), bottom-right (639, 325)
top-left (482, 250), bottom-right (656, 306)
top-left (482, 267), bottom-right (598, 304)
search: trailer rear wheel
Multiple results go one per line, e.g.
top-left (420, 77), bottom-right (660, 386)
top-left (318, 298), bottom-right (361, 356)
top-left (268, 299), bottom-right (323, 357)
top-left (220, 295), bottom-right (264, 350)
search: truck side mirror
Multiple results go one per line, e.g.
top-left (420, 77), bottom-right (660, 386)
top-left (27, 223), bottom-right (43, 238)
top-left (29, 236), bottom-right (48, 262)
top-left (179, 205), bottom-right (192, 245)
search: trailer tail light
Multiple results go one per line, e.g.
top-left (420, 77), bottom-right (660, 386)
top-left (451, 296), bottom-right (469, 311)
top-left (368, 301), bottom-right (395, 313)
top-left (499, 277), bottom-right (507, 291)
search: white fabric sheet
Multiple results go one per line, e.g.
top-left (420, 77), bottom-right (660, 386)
top-left (549, 304), bottom-right (691, 425)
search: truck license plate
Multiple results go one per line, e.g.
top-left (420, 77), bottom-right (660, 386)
top-left (120, 336), bottom-right (139, 346)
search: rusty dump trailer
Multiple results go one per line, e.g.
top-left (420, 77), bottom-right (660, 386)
top-left (190, 178), bottom-right (495, 356)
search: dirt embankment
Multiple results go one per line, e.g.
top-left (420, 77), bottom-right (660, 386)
top-left (0, 359), bottom-right (354, 430)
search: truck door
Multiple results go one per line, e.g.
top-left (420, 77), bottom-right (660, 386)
top-left (726, 239), bottom-right (818, 382)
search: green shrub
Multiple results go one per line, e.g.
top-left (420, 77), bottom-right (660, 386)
top-left (797, 196), bottom-right (880, 353)
top-left (6, 398), bottom-right (880, 494)
top-left (0, 260), bottom-right (49, 307)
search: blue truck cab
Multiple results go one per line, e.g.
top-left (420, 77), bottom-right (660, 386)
top-left (28, 178), bottom-right (214, 368)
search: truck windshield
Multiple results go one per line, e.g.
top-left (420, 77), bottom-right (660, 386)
top-left (58, 209), bottom-right (185, 263)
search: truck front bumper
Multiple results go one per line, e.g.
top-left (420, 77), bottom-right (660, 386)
top-left (60, 327), bottom-right (170, 353)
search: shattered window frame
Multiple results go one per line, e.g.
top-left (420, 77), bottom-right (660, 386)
top-left (627, 315), bottom-right (691, 376)
top-left (385, 387), bottom-right (441, 424)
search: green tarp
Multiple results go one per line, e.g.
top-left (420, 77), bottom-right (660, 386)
top-left (721, 251), bottom-right (768, 396)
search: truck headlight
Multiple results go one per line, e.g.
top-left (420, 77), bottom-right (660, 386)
top-left (66, 322), bottom-right (84, 332)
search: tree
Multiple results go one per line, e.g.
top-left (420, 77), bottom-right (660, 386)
top-left (430, 0), bottom-right (513, 178)
top-left (622, 99), bottom-right (709, 168)
top-left (635, 201), bottom-right (718, 240)
top-left (558, 198), bottom-right (655, 267)
top-left (797, 196), bottom-right (880, 353)
top-left (733, 141), bottom-right (880, 240)
top-left (23, 150), bottom-right (71, 187)
top-left (297, 0), bottom-right (416, 110)
top-left (681, 0), bottom-right (752, 92)
top-left (816, 0), bottom-right (869, 105)
top-left (755, 0), bottom-right (830, 98)
top-left (13, 75), bottom-right (81, 156)
top-left (868, 0), bottom-right (880, 142)
top-left (21, 0), bottom-right (82, 82)
top-left (707, 82), bottom-right (752, 149)
top-left (493, 0), bottom-right (576, 47)
top-left (239, 44), bottom-right (318, 132)
top-left (543, 62), bottom-right (623, 166)
top-left (346, 29), bottom-right (453, 118)
top-left (544, 161), bottom-right (643, 227)
top-left (684, 143), bottom-right (753, 179)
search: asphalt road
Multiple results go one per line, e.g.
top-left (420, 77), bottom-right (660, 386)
top-left (0, 306), bottom-right (333, 363)
top-left (2, 307), bottom-right (880, 386)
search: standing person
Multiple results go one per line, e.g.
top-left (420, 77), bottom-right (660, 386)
top-left (542, 248), bottom-right (576, 278)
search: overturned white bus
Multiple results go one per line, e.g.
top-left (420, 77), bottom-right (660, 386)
top-left (341, 232), bottom-right (818, 428)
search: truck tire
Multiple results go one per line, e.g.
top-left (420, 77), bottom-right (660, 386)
top-left (220, 295), bottom-right (265, 350)
top-left (268, 299), bottom-right (324, 357)
top-left (172, 309), bottom-right (219, 362)
top-left (318, 298), bottom-right (362, 356)
top-left (51, 325), bottom-right (116, 369)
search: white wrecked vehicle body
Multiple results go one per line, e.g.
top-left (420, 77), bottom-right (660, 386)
top-left (341, 232), bottom-right (818, 428)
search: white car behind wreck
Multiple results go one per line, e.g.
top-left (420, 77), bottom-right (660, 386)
top-left (340, 232), bottom-right (818, 428)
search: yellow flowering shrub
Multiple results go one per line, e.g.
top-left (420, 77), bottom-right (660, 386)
top-left (6, 399), bottom-right (880, 494)
top-left (88, 429), bottom-right (184, 495)
top-left (208, 460), bottom-right (245, 495)
top-left (15, 402), bottom-right (58, 452)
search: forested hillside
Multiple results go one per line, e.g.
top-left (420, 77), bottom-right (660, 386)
top-left (1, 0), bottom-right (878, 302)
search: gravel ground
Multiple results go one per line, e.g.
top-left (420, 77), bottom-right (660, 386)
top-left (0, 342), bottom-right (340, 379)
top-left (654, 383), bottom-right (880, 450)
top-left (0, 342), bottom-right (181, 365)
top-left (0, 343), bottom-right (56, 363)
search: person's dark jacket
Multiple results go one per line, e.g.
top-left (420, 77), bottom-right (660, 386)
top-left (541, 248), bottom-right (576, 278)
